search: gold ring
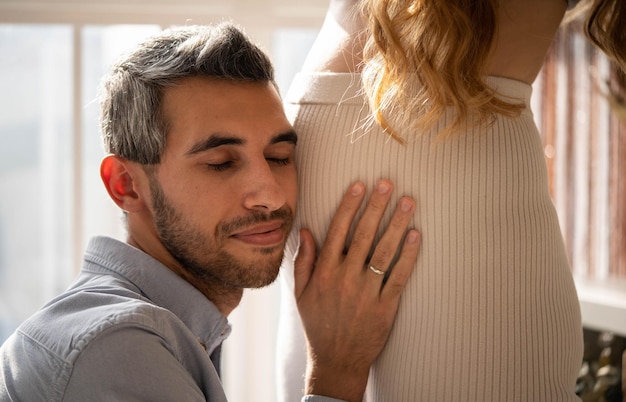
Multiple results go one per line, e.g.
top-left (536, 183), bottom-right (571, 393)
top-left (368, 265), bottom-right (386, 275)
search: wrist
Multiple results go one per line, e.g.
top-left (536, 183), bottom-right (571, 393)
top-left (305, 360), bottom-right (369, 402)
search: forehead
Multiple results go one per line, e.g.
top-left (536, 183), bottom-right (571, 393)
top-left (161, 76), bottom-right (291, 151)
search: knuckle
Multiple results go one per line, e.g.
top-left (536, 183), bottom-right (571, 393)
top-left (391, 267), bottom-right (411, 285)
top-left (388, 213), bottom-right (410, 231)
top-left (371, 247), bottom-right (394, 266)
top-left (350, 229), bottom-right (372, 246)
top-left (323, 228), bottom-right (342, 246)
top-left (367, 198), bottom-right (388, 214)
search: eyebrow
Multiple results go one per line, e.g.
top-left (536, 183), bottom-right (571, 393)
top-left (272, 131), bottom-right (298, 146)
top-left (186, 130), bottom-right (298, 156)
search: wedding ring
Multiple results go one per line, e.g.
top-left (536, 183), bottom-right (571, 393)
top-left (368, 265), bottom-right (386, 276)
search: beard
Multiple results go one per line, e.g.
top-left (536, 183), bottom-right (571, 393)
top-left (149, 176), bottom-right (293, 290)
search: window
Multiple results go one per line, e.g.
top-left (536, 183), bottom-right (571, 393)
top-left (0, 24), bottom-right (74, 339)
top-left (533, 21), bottom-right (626, 280)
top-left (0, 23), bottom-right (163, 340)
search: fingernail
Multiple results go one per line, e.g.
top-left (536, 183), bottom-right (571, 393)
top-left (377, 181), bottom-right (391, 194)
top-left (400, 198), bottom-right (413, 212)
top-left (407, 231), bottom-right (419, 244)
top-left (351, 182), bottom-right (364, 195)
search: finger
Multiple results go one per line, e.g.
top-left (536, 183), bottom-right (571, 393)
top-left (344, 179), bottom-right (393, 266)
top-left (381, 230), bottom-right (420, 301)
top-left (317, 182), bottom-right (366, 264)
top-left (294, 229), bottom-right (316, 301)
top-left (365, 196), bottom-right (416, 290)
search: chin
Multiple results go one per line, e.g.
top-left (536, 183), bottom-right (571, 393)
top-left (242, 265), bottom-right (281, 289)
top-left (251, 255), bottom-right (284, 287)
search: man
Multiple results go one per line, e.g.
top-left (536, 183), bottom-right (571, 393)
top-left (0, 23), bottom-right (419, 402)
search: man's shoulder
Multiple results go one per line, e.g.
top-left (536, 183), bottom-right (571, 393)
top-left (0, 284), bottom-right (171, 400)
top-left (27, 286), bottom-right (176, 354)
top-left (0, 285), bottom-right (213, 402)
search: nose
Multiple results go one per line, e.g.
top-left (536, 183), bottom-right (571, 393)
top-left (242, 160), bottom-right (288, 212)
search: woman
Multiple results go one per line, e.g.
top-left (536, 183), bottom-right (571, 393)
top-left (277, 0), bottom-right (625, 401)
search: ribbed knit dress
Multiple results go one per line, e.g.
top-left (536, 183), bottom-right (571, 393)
top-left (276, 73), bottom-right (583, 402)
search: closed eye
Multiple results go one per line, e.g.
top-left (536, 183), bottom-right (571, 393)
top-left (267, 157), bottom-right (290, 166)
top-left (207, 161), bottom-right (234, 171)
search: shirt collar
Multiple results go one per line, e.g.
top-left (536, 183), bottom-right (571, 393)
top-left (82, 236), bottom-right (231, 355)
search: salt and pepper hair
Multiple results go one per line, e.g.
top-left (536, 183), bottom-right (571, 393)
top-left (99, 23), bottom-right (275, 165)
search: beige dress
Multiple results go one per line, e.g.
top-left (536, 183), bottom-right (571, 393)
top-left (277, 72), bottom-right (583, 402)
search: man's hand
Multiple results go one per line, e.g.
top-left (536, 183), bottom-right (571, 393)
top-left (295, 179), bottom-right (420, 402)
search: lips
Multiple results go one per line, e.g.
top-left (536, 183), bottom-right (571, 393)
top-left (230, 221), bottom-right (286, 247)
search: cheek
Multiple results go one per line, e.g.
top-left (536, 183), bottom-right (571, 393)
top-left (282, 168), bottom-right (298, 208)
top-left (185, 200), bottom-right (229, 241)
top-left (168, 184), bottom-right (226, 228)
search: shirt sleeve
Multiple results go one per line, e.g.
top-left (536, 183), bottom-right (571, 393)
top-left (63, 323), bottom-right (211, 401)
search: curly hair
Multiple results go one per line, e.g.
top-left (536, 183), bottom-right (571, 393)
top-left (360, 0), bottom-right (626, 141)
top-left (360, 0), bottom-right (524, 142)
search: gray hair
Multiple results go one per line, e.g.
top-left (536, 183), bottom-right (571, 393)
top-left (99, 23), bottom-right (276, 165)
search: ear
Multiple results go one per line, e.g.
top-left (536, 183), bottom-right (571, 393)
top-left (100, 155), bottom-right (146, 213)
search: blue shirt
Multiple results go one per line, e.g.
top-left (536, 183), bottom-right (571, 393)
top-left (0, 236), bottom-right (230, 401)
top-left (0, 236), bottom-right (346, 402)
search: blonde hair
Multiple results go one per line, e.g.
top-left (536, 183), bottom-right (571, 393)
top-left (360, 0), bottom-right (524, 142)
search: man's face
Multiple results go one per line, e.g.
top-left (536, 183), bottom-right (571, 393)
top-left (147, 77), bottom-right (297, 291)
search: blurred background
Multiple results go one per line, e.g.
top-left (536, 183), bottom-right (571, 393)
top-left (0, 0), bottom-right (624, 400)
